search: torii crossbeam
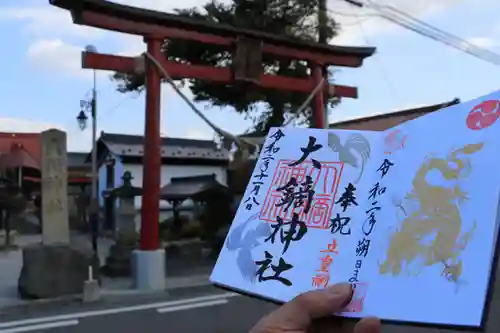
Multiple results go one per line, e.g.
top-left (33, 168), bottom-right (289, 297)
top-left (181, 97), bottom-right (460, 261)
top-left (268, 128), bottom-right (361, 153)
top-left (50, 0), bottom-right (375, 290)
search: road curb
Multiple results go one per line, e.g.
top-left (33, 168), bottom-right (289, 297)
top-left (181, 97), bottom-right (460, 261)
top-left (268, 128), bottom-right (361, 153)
top-left (0, 295), bottom-right (82, 315)
top-left (0, 276), bottom-right (212, 314)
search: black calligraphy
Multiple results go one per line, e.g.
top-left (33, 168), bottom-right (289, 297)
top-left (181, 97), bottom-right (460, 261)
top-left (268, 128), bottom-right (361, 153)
top-left (350, 158), bottom-right (394, 287)
top-left (270, 129), bottom-right (286, 141)
top-left (329, 214), bottom-right (352, 235)
top-left (377, 159), bottom-right (394, 179)
top-left (349, 259), bottom-right (363, 284)
top-left (244, 129), bottom-right (285, 211)
top-left (368, 182), bottom-right (386, 201)
top-left (288, 136), bottom-right (322, 169)
top-left (265, 214), bottom-right (308, 254)
top-left (256, 133), bottom-right (325, 288)
top-left (332, 182), bottom-right (358, 237)
top-left (275, 176), bottom-right (314, 214)
top-left (255, 251), bottom-right (293, 286)
top-left (362, 205), bottom-right (380, 236)
top-left (335, 183), bottom-right (358, 212)
top-left (355, 238), bottom-right (371, 257)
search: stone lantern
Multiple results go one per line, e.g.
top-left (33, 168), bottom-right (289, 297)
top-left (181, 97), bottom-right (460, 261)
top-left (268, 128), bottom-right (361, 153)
top-left (101, 171), bottom-right (142, 277)
top-left (102, 171), bottom-right (142, 236)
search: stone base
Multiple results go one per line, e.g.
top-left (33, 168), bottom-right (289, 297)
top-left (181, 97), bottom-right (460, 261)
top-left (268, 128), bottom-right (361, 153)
top-left (132, 249), bottom-right (166, 291)
top-left (101, 244), bottom-right (134, 277)
top-left (83, 280), bottom-right (100, 303)
top-left (18, 243), bottom-right (98, 299)
top-left (0, 230), bottom-right (18, 247)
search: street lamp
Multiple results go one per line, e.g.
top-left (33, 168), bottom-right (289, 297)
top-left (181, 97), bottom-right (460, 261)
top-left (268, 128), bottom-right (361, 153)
top-left (76, 110), bottom-right (88, 130)
top-left (78, 44), bottom-right (99, 255)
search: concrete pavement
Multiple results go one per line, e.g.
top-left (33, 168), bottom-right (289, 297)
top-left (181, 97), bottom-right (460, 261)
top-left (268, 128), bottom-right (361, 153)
top-left (0, 233), bottom-right (251, 332)
top-left (0, 234), bottom-right (113, 309)
top-left (0, 287), bottom-right (278, 333)
top-left (0, 233), bottom-right (214, 310)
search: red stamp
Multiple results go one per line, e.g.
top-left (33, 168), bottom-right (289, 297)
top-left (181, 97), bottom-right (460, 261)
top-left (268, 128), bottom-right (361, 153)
top-left (466, 100), bottom-right (500, 130)
top-left (312, 274), bottom-right (330, 288)
top-left (259, 160), bottom-right (344, 229)
top-left (344, 283), bottom-right (368, 313)
top-left (312, 240), bottom-right (339, 288)
top-left (384, 129), bottom-right (407, 155)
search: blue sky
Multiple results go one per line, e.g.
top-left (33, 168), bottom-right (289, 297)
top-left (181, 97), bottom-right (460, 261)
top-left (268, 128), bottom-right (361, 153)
top-left (0, 0), bottom-right (499, 152)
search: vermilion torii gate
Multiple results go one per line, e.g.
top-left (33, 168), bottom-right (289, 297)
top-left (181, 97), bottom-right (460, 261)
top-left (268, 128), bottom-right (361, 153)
top-left (50, 0), bottom-right (375, 289)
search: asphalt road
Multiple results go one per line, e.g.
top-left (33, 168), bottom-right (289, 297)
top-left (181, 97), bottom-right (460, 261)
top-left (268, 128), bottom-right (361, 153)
top-left (0, 288), bottom-right (278, 333)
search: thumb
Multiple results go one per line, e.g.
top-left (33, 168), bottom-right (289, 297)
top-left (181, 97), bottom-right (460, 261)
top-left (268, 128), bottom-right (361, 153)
top-left (260, 283), bottom-right (353, 330)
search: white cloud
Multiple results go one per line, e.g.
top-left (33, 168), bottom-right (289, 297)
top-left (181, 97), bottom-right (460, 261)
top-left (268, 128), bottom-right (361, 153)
top-left (329, 96), bottom-right (463, 124)
top-left (116, 35), bottom-right (146, 57)
top-left (26, 39), bottom-right (112, 80)
top-left (0, 6), bottom-right (102, 40)
top-left (329, 0), bottom-right (466, 45)
top-left (0, 117), bottom-right (91, 152)
top-left (15, 0), bottom-right (466, 81)
top-left (26, 39), bottom-right (84, 76)
top-left (4, 0), bottom-right (478, 55)
top-left (0, 118), bottom-right (64, 133)
top-left (184, 129), bottom-right (213, 140)
top-left (112, 0), bottom-right (225, 12)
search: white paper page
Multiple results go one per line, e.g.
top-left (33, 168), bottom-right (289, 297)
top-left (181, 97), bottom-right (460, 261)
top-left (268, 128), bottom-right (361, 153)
top-left (345, 90), bottom-right (500, 327)
top-left (211, 127), bottom-right (383, 303)
top-left (211, 89), bottom-right (500, 327)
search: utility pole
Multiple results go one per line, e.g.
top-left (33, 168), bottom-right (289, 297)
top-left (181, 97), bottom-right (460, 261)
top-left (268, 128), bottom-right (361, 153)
top-left (318, 0), bottom-right (329, 128)
top-left (318, 0), bottom-right (328, 45)
top-left (77, 44), bottom-right (99, 257)
top-left (90, 65), bottom-right (98, 255)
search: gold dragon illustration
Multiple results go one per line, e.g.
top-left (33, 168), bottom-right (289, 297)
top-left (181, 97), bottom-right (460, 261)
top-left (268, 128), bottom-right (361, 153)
top-left (379, 142), bottom-right (483, 283)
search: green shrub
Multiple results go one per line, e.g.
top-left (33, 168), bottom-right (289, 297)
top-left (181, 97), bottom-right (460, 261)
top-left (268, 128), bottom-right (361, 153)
top-left (180, 223), bottom-right (203, 239)
top-left (116, 231), bottom-right (139, 247)
top-left (159, 214), bottom-right (190, 231)
top-left (159, 220), bottom-right (204, 242)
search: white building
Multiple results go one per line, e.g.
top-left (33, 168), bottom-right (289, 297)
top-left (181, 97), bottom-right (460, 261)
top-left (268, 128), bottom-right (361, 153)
top-left (94, 132), bottom-right (230, 230)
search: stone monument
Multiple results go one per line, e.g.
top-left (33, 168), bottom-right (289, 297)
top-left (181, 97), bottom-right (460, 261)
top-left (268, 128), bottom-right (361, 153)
top-left (18, 129), bottom-right (96, 299)
top-left (40, 129), bottom-right (69, 244)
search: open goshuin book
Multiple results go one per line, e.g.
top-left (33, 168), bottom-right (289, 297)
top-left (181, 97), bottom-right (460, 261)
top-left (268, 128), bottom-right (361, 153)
top-left (210, 89), bottom-right (500, 328)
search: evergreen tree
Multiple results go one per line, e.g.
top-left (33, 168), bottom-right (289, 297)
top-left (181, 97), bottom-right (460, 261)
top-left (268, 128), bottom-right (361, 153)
top-left (112, 0), bottom-right (339, 133)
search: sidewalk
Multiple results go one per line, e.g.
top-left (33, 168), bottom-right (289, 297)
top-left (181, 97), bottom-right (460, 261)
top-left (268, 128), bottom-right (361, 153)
top-left (0, 234), bottom-right (212, 310)
top-left (0, 274), bottom-right (212, 310)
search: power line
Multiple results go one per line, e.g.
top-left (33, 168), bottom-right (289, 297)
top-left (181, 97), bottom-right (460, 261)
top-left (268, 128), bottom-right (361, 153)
top-left (343, 17), bottom-right (371, 26)
top-left (331, 15), bottom-right (372, 26)
top-left (356, 19), bottom-right (401, 105)
top-left (97, 92), bottom-right (140, 122)
top-left (327, 7), bottom-right (375, 26)
top-left (339, 0), bottom-right (500, 67)
top-left (328, 8), bottom-right (377, 18)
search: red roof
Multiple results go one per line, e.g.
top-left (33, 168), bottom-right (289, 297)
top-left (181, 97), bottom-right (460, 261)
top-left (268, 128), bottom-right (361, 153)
top-left (0, 133), bottom-right (41, 169)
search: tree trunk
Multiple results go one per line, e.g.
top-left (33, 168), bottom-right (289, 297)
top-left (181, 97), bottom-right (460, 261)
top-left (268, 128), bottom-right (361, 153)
top-left (267, 104), bottom-right (285, 129)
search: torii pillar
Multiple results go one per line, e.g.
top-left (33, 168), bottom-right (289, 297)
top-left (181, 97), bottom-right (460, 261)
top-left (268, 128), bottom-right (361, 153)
top-left (50, 0), bottom-right (375, 290)
top-left (130, 38), bottom-right (165, 290)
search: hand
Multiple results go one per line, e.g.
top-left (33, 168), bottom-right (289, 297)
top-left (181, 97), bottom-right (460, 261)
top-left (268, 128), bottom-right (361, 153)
top-left (249, 283), bottom-right (380, 333)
